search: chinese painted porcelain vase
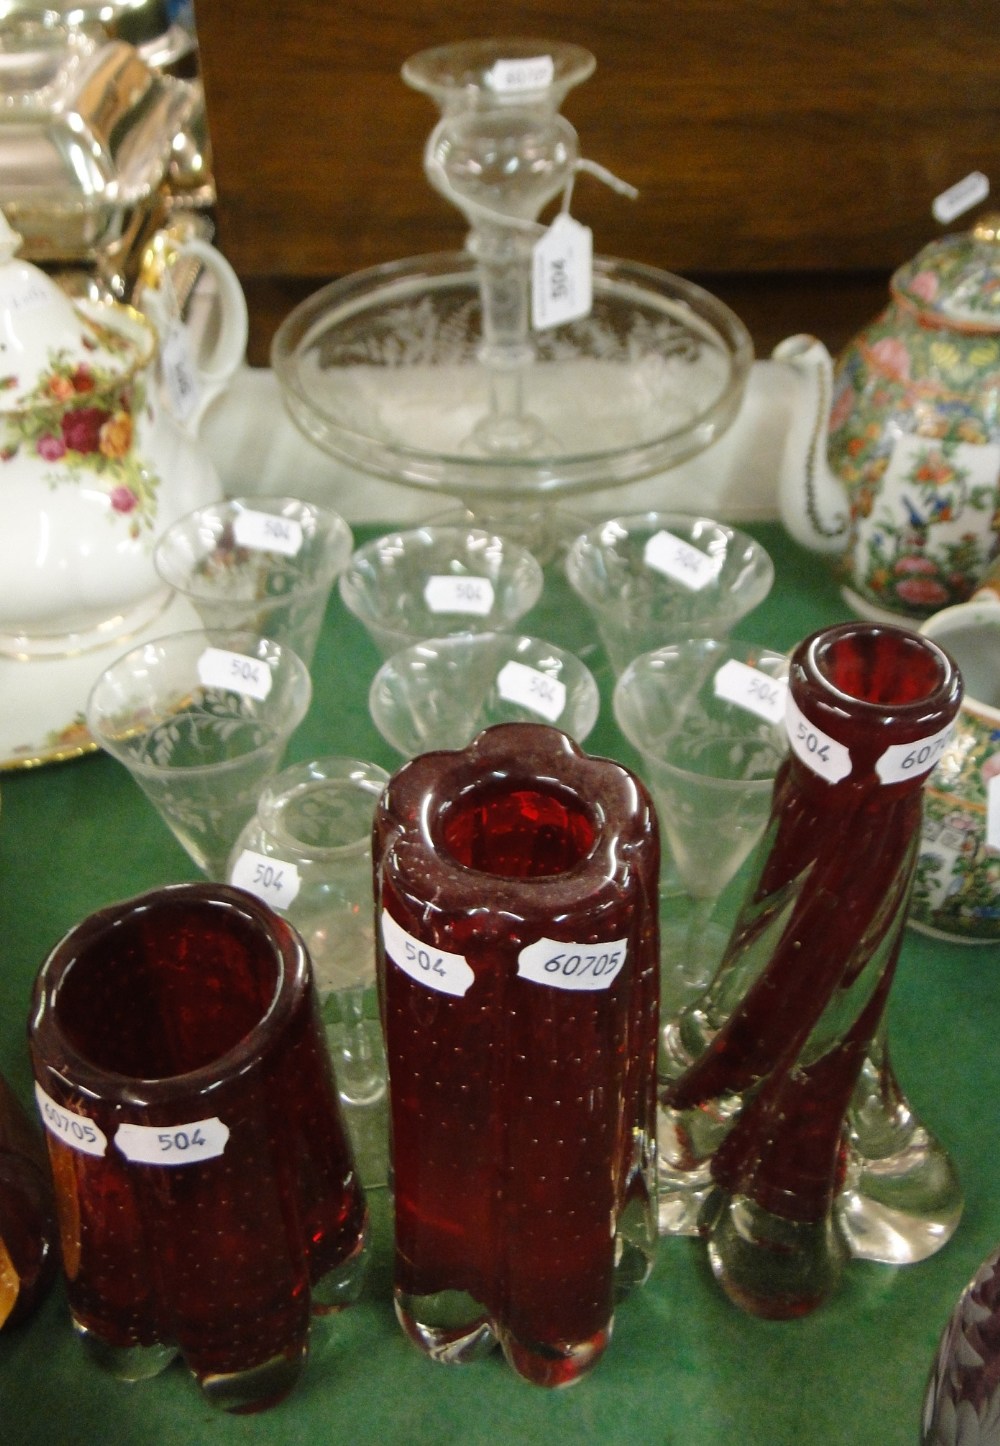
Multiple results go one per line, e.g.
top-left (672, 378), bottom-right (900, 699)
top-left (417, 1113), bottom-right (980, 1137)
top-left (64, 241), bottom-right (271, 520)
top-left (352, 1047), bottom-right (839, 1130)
top-left (777, 215), bottom-right (1000, 622)
top-left (910, 585), bottom-right (1000, 942)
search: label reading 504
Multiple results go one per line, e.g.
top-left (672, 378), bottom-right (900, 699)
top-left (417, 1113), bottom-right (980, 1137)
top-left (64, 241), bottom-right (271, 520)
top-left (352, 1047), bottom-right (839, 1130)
top-left (197, 646), bottom-right (273, 701)
top-left (423, 575), bottom-right (495, 617)
top-left (785, 693), bottom-right (852, 784)
top-left (517, 936), bottom-right (629, 992)
top-left (233, 509), bottom-right (304, 557)
top-left (115, 1118), bottom-right (230, 1166)
top-left (229, 848), bottom-right (302, 910)
top-left (381, 910), bottom-right (475, 998)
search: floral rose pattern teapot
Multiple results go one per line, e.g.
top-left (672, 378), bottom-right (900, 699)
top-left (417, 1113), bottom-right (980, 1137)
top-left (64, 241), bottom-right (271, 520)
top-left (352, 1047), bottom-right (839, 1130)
top-left (0, 211), bottom-right (247, 659)
top-left (776, 214), bottom-right (1000, 622)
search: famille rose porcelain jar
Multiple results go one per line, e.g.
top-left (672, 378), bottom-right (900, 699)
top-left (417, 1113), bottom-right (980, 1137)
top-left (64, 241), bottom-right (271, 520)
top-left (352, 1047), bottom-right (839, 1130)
top-left (777, 215), bottom-right (1000, 623)
top-left (909, 567), bottom-right (1000, 942)
top-left (0, 212), bottom-right (245, 659)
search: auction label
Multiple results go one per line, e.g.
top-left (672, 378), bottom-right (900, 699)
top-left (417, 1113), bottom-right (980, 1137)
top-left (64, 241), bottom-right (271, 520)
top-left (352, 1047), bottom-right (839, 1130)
top-left (532, 213), bottom-right (593, 330)
top-left (875, 721), bottom-right (955, 785)
top-left (115, 1118), bottom-right (229, 1166)
top-left (423, 575), bottom-right (495, 616)
top-left (161, 318), bottom-right (202, 425)
top-left (989, 774), bottom-right (1000, 853)
top-left (197, 646), bottom-right (273, 700)
top-left (35, 1083), bottom-right (107, 1157)
top-left (517, 936), bottom-right (629, 992)
top-left (785, 693), bottom-right (852, 784)
top-left (233, 509), bottom-right (304, 556)
top-left (229, 849), bottom-right (301, 910)
top-left (486, 54), bottom-right (555, 94)
top-left (643, 530), bottom-right (721, 591)
top-left (932, 171), bottom-right (990, 225)
top-left (713, 659), bottom-right (788, 725)
top-left (381, 910), bottom-right (475, 998)
top-left (496, 660), bottom-right (566, 723)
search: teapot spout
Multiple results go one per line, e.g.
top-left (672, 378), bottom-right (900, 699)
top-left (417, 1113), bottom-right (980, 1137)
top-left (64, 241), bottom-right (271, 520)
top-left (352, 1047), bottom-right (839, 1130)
top-left (772, 334), bottom-right (850, 555)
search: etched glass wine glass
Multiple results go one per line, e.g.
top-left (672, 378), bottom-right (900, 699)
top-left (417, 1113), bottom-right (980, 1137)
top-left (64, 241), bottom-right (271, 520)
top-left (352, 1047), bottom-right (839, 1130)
top-left (86, 629), bottom-right (312, 880)
top-left (613, 637), bottom-right (789, 998)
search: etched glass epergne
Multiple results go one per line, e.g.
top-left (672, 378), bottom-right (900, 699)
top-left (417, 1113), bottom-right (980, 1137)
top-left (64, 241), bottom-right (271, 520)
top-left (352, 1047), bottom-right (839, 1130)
top-left (271, 40), bottom-right (752, 549)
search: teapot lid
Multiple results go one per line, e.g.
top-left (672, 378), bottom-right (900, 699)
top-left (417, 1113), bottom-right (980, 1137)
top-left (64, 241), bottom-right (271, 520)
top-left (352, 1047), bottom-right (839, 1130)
top-left (892, 215), bottom-right (1000, 331)
top-left (0, 211), bottom-right (146, 411)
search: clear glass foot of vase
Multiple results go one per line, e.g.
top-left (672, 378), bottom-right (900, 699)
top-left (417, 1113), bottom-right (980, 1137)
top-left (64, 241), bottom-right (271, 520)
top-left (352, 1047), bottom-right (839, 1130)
top-left (72, 1317), bottom-right (178, 1380)
top-left (837, 1028), bottom-right (963, 1263)
top-left (705, 1191), bottom-right (848, 1320)
top-left (394, 1289), bottom-right (495, 1364)
top-left (655, 1077), bottom-right (740, 1238)
top-left (194, 1341), bottom-right (307, 1414)
top-left (499, 1323), bottom-right (610, 1388)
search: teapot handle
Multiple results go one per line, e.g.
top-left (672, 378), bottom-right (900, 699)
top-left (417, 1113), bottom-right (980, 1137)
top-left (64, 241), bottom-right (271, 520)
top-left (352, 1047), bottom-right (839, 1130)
top-left (140, 237), bottom-right (249, 435)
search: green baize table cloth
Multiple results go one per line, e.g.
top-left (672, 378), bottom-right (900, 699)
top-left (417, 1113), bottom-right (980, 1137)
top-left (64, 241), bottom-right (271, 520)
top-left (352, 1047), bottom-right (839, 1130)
top-left (2, 519), bottom-right (998, 1446)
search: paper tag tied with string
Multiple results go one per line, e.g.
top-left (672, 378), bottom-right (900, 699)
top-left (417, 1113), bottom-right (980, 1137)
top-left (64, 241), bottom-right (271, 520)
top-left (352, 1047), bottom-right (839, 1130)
top-left (532, 213), bottom-right (593, 330)
top-left (932, 172), bottom-right (990, 225)
top-left (161, 319), bottom-right (202, 424)
top-left (157, 264), bottom-right (203, 425)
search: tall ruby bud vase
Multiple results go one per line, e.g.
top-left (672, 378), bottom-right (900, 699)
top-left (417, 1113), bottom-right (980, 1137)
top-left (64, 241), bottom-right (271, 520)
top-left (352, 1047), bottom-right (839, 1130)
top-left (661, 622), bottom-right (963, 1318)
top-left (373, 723), bottom-right (660, 1386)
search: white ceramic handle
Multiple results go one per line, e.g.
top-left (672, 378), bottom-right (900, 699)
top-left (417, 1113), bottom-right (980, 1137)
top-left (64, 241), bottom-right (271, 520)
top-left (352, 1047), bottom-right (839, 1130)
top-left (181, 237), bottom-right (247, 371)
top-left (145, 237), bottom-right (249, 433)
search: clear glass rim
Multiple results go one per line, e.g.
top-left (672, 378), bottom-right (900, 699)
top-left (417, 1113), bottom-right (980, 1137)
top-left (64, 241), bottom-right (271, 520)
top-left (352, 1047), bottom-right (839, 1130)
top-left (256, 755), bottom-right (390, 861)
top-left (271, 250), bottom-right (754, 500)
top-left (401, 38), bottom-right (596, 105)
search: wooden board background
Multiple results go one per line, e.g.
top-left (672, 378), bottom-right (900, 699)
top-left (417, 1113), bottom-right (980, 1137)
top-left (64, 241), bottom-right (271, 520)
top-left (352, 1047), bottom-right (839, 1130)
top-left (194, 0), bottom-right (1000, 363)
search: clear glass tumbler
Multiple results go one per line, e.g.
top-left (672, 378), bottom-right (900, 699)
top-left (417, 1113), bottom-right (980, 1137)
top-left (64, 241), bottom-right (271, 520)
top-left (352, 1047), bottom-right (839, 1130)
top-left (227, 757), bottom-right (390, 1185)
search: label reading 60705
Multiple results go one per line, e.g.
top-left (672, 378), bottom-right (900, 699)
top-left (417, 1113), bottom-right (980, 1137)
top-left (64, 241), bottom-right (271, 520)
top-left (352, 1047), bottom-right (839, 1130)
top-left (875, 721), bottom-right (955, 785)
top-left (517, 936), bottom-right (629, 992)
top-left (34, 1082), bottom-right (107, 1157)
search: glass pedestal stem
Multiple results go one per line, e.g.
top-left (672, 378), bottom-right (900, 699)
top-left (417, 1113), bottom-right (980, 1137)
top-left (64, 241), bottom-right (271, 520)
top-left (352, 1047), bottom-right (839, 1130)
top-left (465, 224), bottom-right (547, 454)
top-left (329, 985), bottom-right (386, 1108)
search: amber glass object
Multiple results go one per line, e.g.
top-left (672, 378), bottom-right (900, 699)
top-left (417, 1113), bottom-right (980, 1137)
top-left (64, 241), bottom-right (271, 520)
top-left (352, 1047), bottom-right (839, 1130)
top-left (374, 722), bottom-right (660, 1386)
top-left (0, 1070), bottom-right (56, 1330)
top-left (661, 622), bottom-right (963, 1318)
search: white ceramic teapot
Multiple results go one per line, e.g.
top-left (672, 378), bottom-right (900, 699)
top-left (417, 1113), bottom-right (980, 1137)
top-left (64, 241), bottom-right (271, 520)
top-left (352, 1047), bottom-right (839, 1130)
top-left (776, 216), bottom-right (1000, 623)
top-left (0, 212), bottom-right (247, 659)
